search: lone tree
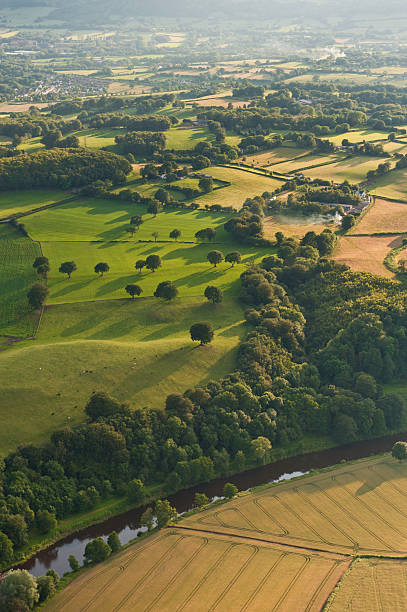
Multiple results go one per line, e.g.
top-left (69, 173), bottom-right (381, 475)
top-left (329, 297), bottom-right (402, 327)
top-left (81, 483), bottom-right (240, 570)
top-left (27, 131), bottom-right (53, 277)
top-left (33, 256), bottom-right (49, 270)
top-left (68, 554), bottom-right (80, 572)
top-left (94, 262), bottom-right (110, 277)
top-left (152, 231), bottom-right (159, 242)
top-left (59, 261), bottom-right (77, 279)
top-left (207, 250), bottom-right (224, 267)
top-left (190, 322), bottom-right (214, 345)
top-left (223, 483), bottom-right (238, 499)
top-left (130, 215), bottom-right (143, 227)
top-left (147, 199), bottom-right (162, 217)
top-left (392, 441), bottom-right (407, 462)
top-left (126, 225), bottom-right (137, 238)
top-left (169, 229), bottom-right (181, 241)
top-left (204, 285), bottom-right (223, 304)
top-left (146, 254), bottom-right (162, 272)
top-left (199, 176), bottom-right (214, 193)
top-left (135, 259), bottom-right (146, 273)
top-left (225, 251), bottom-right (242, 267)
top-left (27, 282), bottom-right (49, 309)
top-left (125, 284), bottom-right (143, 299)
top-left (154, 281), bottom-right (178, 301)
top-left (36, 262), bottom-right (50, 279)
top-left (194, 493), bottom-right (209, 507)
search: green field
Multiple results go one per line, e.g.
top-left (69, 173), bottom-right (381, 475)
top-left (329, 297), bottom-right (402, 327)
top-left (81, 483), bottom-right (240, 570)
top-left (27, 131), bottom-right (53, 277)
top-left (165, 126), bottom-right (214, 150)
top-left (0, 224), bottom-right (41, 337)
top-left (23, 199), bottom-right (233, 242)
top-left (305, 156), bottom-right (392, 183)
top-left (199, 166), bottom-right (282, 207)
top-left (0, 297), bottom-right (246, 454)
top-left (370, 168), bottom-right (407, 200)
top-left (0, 189), bottom-right (68, 218)
top-left (42, 241), bottom-right (265, 304)
top-left (327, 129), bottom-right (391, 146)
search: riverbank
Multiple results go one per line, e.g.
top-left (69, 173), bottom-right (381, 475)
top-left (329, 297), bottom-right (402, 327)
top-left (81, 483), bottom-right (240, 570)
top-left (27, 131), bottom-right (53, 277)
top-left (43, 449), bottom-right (407, 611)
top-left (18, 429), bottom-right (407, 578)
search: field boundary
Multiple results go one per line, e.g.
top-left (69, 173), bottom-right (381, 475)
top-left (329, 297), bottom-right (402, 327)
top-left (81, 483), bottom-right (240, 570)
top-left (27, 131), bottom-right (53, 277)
top-left (0, 195), bottom-right (79, 222)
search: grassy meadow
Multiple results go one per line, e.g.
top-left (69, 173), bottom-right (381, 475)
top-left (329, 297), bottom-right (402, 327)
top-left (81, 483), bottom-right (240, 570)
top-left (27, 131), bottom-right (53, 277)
top-left (304, 155), bottom-right (392, 183)
top-left (370, 168), bottom-right (407, 201)
top-left (0, 189), bottom-right (68, 218)
top-left (0, 224), bottom-right (41, 337)
top-left (0, 297), bottom-right (246, 454)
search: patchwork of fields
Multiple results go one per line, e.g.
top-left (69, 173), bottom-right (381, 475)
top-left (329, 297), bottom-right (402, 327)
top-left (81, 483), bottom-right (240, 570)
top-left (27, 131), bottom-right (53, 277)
top-left (45, 455), bottom-right (407, 611)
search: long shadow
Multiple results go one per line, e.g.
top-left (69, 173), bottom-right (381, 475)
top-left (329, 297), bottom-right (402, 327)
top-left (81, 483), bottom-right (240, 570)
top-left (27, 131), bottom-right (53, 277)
top-left (51, 279), bottom-right (94, 299)
top-left (60, 314), bottom-right (101, 338)
top-left (175, 268), bottom-right (226, 288)
top-left (95, 274), bottom-right (137, 297)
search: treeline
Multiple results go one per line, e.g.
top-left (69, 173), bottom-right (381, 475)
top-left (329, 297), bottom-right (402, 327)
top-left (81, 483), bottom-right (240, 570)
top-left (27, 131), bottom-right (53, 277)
top-left (88, 114), bottom-right (173, 132)
top-left (0, 149), bottom-right (131, 191)
top-left (48, 93), bottom-right (176, 117)
top-left (1, 245), bottom-right (406, 569)
top-left (115, 132), bottom-right (167, 156)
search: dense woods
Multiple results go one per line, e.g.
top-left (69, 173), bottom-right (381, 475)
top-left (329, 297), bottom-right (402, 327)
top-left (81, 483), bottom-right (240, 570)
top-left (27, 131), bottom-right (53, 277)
top-left (0, 149), bottom-right (131, 190)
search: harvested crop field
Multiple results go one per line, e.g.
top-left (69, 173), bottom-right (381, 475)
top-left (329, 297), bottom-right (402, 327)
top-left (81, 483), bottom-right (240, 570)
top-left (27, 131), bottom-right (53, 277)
top-left (328, 558), bottom-right (407, 611)
top-left (349, 198), bottom-right (407, 234)
top-left (182, 456), bottom-right (407, 556)
top-left (333, 235), bottom-right (403, 277)
top-left (264, 213), bottom-right (334, 238)
top-left (45, 530), bottom-right (349, 612)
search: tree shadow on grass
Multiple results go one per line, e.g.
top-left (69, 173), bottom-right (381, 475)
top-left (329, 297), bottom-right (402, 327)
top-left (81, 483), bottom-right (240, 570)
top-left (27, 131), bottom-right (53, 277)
top-left (51, 279), bottom-right (94, 299)
top-left (95, 274), bottom-right (137, 297)
top-left (60, 313), bottom-right (101, 338)
top-left (174, 268), bottom-right (227, 289)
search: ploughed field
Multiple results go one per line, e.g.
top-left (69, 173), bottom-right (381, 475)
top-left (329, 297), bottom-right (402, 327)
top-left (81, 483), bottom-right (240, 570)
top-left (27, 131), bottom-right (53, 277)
top-left (46, 455), bottom-right (407, 611)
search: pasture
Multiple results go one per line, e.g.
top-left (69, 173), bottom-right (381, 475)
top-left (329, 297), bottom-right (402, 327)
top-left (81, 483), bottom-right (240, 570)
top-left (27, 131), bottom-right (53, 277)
top-left (327, 129), bottom-right (391, 146)
top-left (182, 455), bottom-right (407, 555)
top-left (370, 168), bottom-right (407, 201)
top-left (0, 297), bottom-right (245, 454)
top-left (304, 156), bottom-right (392, 183)
top-left (240, 146), bottom-right (310, 167)
top-left (0, 224), bottom-right (41, 337)
top-left (328, 558), bottom-right (407, 611)
top-left (45, 530), bottom-right (348, 612)
top-left (333, 235), bottom-right (403, 277)
top-left (349, 198), bottom-right (407, 234)
top-left (271, 153), bottom-right (342, 175)
top-left (199, 166), bottom-right (282, 207)
top-left (41, 241), bottom-right (266, 304)
top-left (0, 189), bottom-right (68, 219)
top-left (165, 126), bottom-right (214, 150)
top-left (23, 199), bottom-right (233, 242)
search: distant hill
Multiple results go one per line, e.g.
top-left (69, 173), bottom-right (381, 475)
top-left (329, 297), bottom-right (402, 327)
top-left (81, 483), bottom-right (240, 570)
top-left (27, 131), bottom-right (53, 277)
top-left (1, 0), bottom-right (406, 22)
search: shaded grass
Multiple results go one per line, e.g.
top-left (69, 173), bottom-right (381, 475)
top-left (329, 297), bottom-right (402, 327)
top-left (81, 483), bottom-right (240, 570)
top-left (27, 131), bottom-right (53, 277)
top-left (0, 224), bottom-right (41, 337)
top-left (0, 189), bottom-right (68, 218)
top-left (0, 297), bottom-right (246, 454)
top-left (370, 168), bottom-right (407, 200)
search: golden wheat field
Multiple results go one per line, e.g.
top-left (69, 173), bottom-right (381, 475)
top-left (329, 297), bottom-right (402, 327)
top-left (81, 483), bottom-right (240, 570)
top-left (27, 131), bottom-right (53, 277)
top-left (45, 530), bottom-right (349, 612)
top-left (327, 558), bottom-right (407, 611)
top-left (333, 235), bottom-right (403, 277)
top-left (349, 198), bottom-right (407, 234)
top-left (45, 456), bottom-right (407, 611)
top-left (182, 457), bottom-right (407, 556)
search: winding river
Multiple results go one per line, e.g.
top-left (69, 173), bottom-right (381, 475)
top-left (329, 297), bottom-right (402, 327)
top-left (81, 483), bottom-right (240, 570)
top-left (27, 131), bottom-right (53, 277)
top-left (20, 431), bottom-right (407, 577)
